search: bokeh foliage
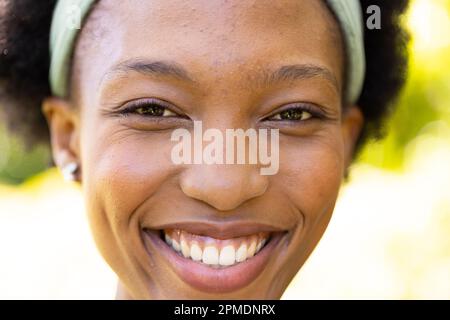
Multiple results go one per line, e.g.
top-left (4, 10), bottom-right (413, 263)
top-left (357, 0), bottom-right (450, 170)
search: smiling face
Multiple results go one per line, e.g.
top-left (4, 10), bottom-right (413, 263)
top-left (43, 0), bottom-right (363, 299)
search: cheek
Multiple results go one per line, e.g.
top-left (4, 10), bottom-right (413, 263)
top-left (81, 128), bottom-right (178, 236)
top-left (277, 130), bottom-right (345, 220)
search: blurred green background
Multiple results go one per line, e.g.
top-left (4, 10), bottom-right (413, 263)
top-left (0, 0), bottom-right (449, 299)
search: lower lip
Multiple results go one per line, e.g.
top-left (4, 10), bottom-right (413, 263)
top-left (143, 229), bottom-right (284, 293)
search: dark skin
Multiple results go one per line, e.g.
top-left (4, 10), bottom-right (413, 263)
top-left (42, 0), bottom-right (363, 299)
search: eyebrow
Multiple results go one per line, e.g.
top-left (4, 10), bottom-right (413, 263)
top-left (258, 64), bottom-right (339, 91)
top-left (102, 59), bottom-right (338, 91)
top-left (102, 59), bottom-right (196, 84)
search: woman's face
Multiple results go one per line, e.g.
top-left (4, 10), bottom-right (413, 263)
top-left (45, 0), bottom-right (363, 299)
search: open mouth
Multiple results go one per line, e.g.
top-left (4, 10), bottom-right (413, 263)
top-left (160, 228), bottom-right (271, 268)
top-left (142, 224), bottom-right (286, 293)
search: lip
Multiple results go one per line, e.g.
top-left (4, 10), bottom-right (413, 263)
top-left (142, 227), bottom-right (286, 293)
top-left (146, 221), bottom-right (286, 239)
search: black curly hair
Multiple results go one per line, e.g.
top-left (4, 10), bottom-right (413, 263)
top-left (0, 0), bottom-right (409, 155)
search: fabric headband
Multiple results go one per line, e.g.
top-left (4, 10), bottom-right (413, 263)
top-left (49, 0), bottom-right (365, 103)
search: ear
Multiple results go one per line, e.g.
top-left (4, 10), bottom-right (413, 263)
top-left (341, 105), bottom-right (364, 172)
top-left (42, 97), bottom-right (82, 183)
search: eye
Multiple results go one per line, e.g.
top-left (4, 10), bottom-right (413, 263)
top-left (134, 104), bottom-right (177, 117)
top-left (267, 107), bottom-right (314, 121)
top-left (119, 99), bottom-right (183, 118)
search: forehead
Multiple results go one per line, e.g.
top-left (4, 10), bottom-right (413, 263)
top-left (74, 0), bottom-right (343, 99)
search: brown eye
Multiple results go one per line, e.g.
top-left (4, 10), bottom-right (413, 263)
top-left (134, 103), bottom-right (177, 117)
top-left (269, 108), bottom-right (313, 121)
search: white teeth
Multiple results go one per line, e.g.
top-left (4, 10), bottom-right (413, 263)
top-left (181, 239), bottom-right (190, 258)
top-left (256, 239), bottom-right (266, 253)
top-left (236, 243), bottom-right (248, 262)
top-left (163, 230), bottom-right (271, 267)
top-left (202, 246), bottom-right (219, 265)
top-left (247, 241), bottom-right (257, 257)
top-left (172, 238), bottom-right (181, 252)
top-left (164, 233), bottom-right (172, 246)
top-left (219, 245), bottom-right (236, 266)
top-left (260, 238), bottom-right (266, 248)
top-left (190, 243), bottom-right (203, 261)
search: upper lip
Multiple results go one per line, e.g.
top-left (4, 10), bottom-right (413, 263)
top-left (146, 221), bottom-right (287, 239)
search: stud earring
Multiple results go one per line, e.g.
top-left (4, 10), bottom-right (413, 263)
top-left (61, 162), bottom-right (79, 182)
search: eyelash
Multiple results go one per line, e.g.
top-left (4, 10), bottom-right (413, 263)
top-left (117, 99), bottom-right (185, 118)
top-left (116, 99), bottom-right (325, 122)
top-left (264, 103), bottom-right (325, 122)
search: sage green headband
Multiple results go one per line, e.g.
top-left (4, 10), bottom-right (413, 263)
top-left (49, 0), bottom-right (365, 103)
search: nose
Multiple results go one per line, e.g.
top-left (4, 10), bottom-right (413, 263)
top-left (180, 163), bottom-right (269, 211)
